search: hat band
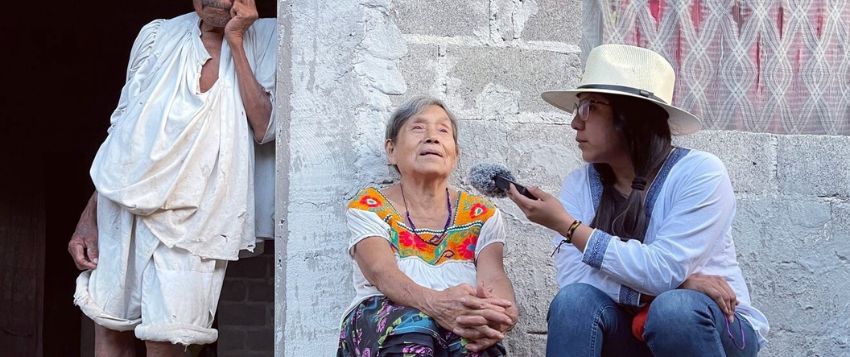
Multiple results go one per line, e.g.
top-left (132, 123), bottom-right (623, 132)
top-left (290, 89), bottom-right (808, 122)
top-left (577, 84), bottom-right (667, 104)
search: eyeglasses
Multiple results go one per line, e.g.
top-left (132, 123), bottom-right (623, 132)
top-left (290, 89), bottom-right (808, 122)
top-left (573, 99), bottom-right (611, 119)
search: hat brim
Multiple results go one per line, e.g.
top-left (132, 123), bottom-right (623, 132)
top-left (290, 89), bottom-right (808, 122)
top-left (541, 89), bottom-right (702, 135)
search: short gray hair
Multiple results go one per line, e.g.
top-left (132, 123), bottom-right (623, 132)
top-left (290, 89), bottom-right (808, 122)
top-left (385, 96), bottom-right (459, 173)
top-left (385, 96), bottom-right (459, 144)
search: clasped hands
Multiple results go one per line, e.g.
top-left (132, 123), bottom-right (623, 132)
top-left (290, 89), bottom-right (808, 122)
top-left (426, 284), bottom-right (517, 352)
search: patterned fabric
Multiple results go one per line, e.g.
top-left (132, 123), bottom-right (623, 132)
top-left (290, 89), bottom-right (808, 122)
top-left (337, 296), bottom-right (506, 357)
top-left (583, 0), bottom-right (850, 135)
top-left (347, 188), bottom-right (497, 265)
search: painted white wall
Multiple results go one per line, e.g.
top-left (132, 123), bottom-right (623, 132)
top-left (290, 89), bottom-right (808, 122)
top-left (275, 1), bottom-right (850, 355)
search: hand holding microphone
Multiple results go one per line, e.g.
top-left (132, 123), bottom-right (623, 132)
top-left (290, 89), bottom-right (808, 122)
top-left (469, 163), bottom-right (574, 236)
top-left (468, 163), bottom-right (537, 199)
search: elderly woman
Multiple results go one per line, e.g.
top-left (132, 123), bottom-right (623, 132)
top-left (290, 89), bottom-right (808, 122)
top-left (506, 45), bottom-right (769, 356)
top-left (338, 96), bottom-right (518, 356)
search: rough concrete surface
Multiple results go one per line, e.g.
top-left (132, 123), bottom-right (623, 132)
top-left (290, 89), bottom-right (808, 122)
top-left (276, 1), bottom-right (850, 356)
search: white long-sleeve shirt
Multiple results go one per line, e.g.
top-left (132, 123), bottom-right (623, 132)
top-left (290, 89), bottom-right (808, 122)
top-left (90, 13), bottom-right (277, 260)
top-left (554, 148), bottom-right (769, 347)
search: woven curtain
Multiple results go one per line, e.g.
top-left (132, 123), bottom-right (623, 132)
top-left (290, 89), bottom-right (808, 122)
top-left (582, 0), bottom-right (850, 135)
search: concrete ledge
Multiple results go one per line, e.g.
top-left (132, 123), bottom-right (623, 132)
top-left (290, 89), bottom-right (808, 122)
top-left (778, 135), bottom-right (850, 197)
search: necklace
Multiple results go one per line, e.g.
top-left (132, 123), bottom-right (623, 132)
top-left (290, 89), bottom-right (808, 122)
top-left (399, 184), bottom-right (453, 245)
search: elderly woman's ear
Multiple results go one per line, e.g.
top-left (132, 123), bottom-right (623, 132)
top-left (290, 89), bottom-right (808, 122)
top-left (385, 139), bottom-right (397, 166)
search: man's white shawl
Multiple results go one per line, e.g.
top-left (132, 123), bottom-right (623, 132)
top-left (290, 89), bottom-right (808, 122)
top-left (90, 13), bottom-right (277, 260)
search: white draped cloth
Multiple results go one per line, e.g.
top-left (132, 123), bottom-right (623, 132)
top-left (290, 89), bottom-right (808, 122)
top-left (90, 13), bottom-right (277, 260)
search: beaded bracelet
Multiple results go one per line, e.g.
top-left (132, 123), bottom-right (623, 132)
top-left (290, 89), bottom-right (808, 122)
top-left (551, 220), bottom-right (582, 257)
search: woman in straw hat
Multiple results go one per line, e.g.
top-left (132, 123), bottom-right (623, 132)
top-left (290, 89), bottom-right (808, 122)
top-left (505, 44), bottom-right (768, 356)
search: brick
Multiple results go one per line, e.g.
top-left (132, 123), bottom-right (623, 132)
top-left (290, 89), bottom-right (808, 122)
top-left (218, 303), bottom-right (268, 327)
top-left (219, 280), bottom-right (247, 303)
top-left (245, 328), bottom-right (274, 352)
top-left (216, 327), bottom-right (245, 352)
top-left (392, 0), bottom-right (488, 37)
top-left (226, 256), bottom-right (269, 279)
top-left (777, 135), bottom-right (850, 197)
top-left (220, 352), bottom-right (268, 357)
top-left (247, 280), bottom-right (274, 303)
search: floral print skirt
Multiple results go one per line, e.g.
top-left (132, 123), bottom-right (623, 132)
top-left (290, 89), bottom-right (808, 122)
top-left (338, 296), bottom-right (506, 357)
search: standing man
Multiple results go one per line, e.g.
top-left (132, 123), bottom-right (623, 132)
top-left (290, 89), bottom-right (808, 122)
top-left (67, 1), bottom-right (277, 355)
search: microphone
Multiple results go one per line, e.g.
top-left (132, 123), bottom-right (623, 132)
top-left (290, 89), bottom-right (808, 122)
top-left (468, 163), bottom-right (537, 199)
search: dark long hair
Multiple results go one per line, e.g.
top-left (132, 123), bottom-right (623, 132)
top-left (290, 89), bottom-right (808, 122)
top-left (590, 94), bottom-right (672, 241)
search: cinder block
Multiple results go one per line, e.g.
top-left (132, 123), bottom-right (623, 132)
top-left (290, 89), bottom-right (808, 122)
top-left (454, 121), bottom-right (574, 354)
top-left (226, 256), bottom-right (269, 278)
top-left (398, 43), bottom-right (582, 114)
top-left (777, 135), bottom-right (850, 197)
top-left (502, 0), bottom-right (582, 43)
top-left (247, 280), bottom-right (274, 303)
top-left (245, 327), bottom-right (274, 352)
top-left (218, 303), bottom-right (268, 327)
top-left (392, 0), bottom-right (488, 37)
top-left (674, 130), bottom-right (778, 195)
top-left (733, 196), bottom-right (849, 356)
top-left (500, 219), bottom-right (560, 344)
top-left (216, 327), bottom-right (246, 353)
top-left (452, 120), bottom-right (578, 193)
top-left (219, 280), bottom-right (247, 302)
top-left (831, 201), bottom-right (850, 262)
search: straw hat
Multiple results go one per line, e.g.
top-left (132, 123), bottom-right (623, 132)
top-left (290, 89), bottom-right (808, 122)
top-left (541, 44), bottom-right (701, 135)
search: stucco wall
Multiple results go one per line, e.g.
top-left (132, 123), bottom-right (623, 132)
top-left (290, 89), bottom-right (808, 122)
top-left (275, 1), bottom-right (850, 356)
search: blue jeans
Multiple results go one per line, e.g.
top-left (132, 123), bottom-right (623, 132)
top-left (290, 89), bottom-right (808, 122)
top-left (546, 283), bottom-right (759, 357)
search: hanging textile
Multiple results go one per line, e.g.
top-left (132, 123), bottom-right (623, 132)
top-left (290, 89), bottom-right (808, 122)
top-left (583, 0), bottom-right (850, 135)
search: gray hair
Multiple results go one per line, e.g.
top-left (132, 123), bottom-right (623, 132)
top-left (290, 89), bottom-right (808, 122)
top-left (386, 96), bottom-right (459, 144)
top-left (385, 96), bottom-right (460, 172)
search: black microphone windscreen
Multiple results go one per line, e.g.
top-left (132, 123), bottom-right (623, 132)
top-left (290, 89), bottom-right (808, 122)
top-left (469, 163), bottom-right (516, 197)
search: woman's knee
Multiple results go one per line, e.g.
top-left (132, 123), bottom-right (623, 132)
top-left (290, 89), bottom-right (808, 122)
top-left (645, 289), bottom-right (713, 329)
top-left (549, 283), bottom-right (609, 318)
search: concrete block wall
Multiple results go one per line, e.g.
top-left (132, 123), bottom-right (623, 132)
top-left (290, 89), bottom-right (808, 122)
top-left (218, 242), bottom-right (275, 357)
top-left (275, 1), bottom-right (850, 355)
top-left (676, 132), bottom-right (850, 356)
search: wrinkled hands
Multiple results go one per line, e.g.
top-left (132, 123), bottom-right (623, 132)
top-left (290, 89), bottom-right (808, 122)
top-left (680, 273), bottom-right (738, 322)
top-left (225, 0), bottom-right (258, 43)
top-left (507, 184), bottom-right (571, 233)
top-left (426, 284), bottom-right (515, 352)
top-left (68, 211), bottom-right (99, 270)
top-left (456, 284), bottom-right (518, 352)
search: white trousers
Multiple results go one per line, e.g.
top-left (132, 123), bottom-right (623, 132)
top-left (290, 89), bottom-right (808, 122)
top-left (74, 196), bottom-right (228, 345)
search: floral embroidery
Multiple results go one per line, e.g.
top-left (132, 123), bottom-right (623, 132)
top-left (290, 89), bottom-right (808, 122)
top-left (398, 231), bottom-right (427, 251)
top-left (349, 187), bottom-right (496, 265)
top-left (359, 195), bottom-right (382, 208)
top-left (450, 235), bottom-right (476, 260)
top-left (469, 203), bottom-right (488, 219)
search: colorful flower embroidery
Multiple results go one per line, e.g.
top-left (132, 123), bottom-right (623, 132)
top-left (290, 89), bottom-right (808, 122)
top-left (449, 235), bottom-right (476, 260)
top-left (398, 231), bottom-right (427, 251)
top-left (350, 187), bottom-right (496, 265)
top-left (359, 195), bottom-right (382, 208)
top-left (469, 203), bottom-right (488, 219)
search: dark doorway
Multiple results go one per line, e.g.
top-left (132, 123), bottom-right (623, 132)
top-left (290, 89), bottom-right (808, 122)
top-left (2, 1), bottom-right (277, 355)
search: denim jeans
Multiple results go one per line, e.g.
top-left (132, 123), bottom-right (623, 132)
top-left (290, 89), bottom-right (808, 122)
top-left (546, 283), bottom-right (760, 357)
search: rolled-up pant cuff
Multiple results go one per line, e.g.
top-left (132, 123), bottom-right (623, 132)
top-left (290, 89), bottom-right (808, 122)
top-left (73, 270), bottom-right (140, 332)
top-left (135, 323), bottom-right (218, 345)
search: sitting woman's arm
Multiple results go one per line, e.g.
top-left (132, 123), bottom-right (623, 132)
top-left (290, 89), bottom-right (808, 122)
top-left (457, 243), bottom-right (518, 351)
top-left (353, 237), bottom-right (514, 344)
